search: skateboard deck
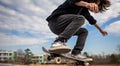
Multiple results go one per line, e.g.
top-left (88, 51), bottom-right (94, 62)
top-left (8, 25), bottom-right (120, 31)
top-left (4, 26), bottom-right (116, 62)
top-left (42, 47), bottom-right (92, 62)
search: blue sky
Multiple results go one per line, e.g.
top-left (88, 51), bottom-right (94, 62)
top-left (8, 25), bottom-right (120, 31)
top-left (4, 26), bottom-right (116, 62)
top-left (0, 0), bottom-right (120, 55)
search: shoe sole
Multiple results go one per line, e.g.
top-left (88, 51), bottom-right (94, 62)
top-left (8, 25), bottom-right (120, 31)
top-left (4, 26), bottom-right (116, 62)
top-left (49, 47), bottom-right (71, 54)
top-left (83, 58), bottom-right (93, 61)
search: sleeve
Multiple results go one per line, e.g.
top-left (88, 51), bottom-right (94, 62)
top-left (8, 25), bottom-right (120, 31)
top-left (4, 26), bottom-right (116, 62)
top-left (67, 0), bottom-right (81, 4)
top-left (81, 8), bottom-right (97, 25)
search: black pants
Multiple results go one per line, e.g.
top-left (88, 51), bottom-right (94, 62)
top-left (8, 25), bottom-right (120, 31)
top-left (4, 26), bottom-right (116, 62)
top-left (48, 14), bottom-right (88, 55)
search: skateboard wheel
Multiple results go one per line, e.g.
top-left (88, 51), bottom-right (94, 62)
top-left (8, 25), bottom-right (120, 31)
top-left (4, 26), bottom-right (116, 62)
top-left (54, 57), bottom-right (62, 64)
top-left (84, 62), bottom-right (90, 66)
top-left (44, 55), bottom-right (52, 61)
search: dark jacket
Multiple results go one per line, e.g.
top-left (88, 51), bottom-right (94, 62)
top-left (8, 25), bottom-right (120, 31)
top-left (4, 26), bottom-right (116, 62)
top-left (46, 0), bottom-right (96, 25)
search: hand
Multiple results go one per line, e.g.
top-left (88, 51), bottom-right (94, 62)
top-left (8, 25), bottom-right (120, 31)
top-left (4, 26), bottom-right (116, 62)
top-left (100, 30), bottom-right (108, 36)
top-left (94, 24), bottom-right (108, 36)
top-left (87, 3), bottom-right (99, 13)
top-left (75, 1), bottom-right (99, 13)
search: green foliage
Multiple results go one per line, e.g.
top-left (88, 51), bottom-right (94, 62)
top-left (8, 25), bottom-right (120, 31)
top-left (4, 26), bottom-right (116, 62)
top-left (24, 48), bottom-right (33, 64)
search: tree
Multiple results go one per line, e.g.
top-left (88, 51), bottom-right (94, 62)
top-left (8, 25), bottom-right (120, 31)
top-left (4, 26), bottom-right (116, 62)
top-left (15, 49), bottom-right (25, 64)
top-left (117, 45), bottom-right (120, 54)
top-left (110, 54), bottom-right (119, 64)
top-left (24, 48), bottom-right (33, 64)
top-left (116, 45), bottom-right (120, 63)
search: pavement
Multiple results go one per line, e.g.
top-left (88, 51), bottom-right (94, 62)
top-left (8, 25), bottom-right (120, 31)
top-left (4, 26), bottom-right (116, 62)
top-left (0, 63), bottom-right (27, 66)
top-left (0, 63), bottom-right (120, 66)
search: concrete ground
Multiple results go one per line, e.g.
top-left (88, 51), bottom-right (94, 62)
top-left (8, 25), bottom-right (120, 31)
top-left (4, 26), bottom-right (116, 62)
top-left (28, 64), bottom-right (120, 66)
top-left (0, 63), bottom-right (120, 66)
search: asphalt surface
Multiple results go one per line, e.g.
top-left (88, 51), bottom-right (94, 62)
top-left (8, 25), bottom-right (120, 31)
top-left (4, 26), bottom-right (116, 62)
top-left (0, 63), bottom-right (27, 66)
top-left (0, 63), bottom-right (120, 66)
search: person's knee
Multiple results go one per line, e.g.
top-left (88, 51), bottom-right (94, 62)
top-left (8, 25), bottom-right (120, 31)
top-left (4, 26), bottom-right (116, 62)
top-left (83, 28), bottom-right (88, 35)
top-left (79, 28), bottom-right (88, 35)
top-left (75, 28), bottom-right (88, 35)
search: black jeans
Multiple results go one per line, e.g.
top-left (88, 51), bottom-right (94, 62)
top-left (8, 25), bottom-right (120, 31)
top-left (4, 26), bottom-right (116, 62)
top-left (48, 14), bottom-right (88, 55)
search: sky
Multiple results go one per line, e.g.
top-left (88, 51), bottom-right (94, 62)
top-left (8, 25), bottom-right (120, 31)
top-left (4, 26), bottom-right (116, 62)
top-left (0, 0), bottom-right (120, 55)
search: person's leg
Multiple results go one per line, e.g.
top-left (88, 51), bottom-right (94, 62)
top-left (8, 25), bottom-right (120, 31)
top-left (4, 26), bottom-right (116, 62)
top-left (49, 14), bottom-right (85, 42)
top-left (57, 15), bottom-right (85, 39)
top-left (71, 28), bottom-right (88, 55)
top-left (48, 14), bottom-right (85, 52)
top-left (70, 28), bottom-right (93, 61)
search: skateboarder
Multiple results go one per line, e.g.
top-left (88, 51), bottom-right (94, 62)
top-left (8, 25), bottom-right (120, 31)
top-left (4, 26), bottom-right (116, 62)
top-left (46, 0), bottom-right (111, 59)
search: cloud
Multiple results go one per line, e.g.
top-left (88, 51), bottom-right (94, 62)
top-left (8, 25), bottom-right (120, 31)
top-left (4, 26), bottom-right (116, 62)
top-left (0, 0), bottom-right (120, 46)
top-left (0, 33), bottom-right (44, 46)
top-left (0, 5), bottom-right (53, 36)
top-left (0, 30), bottom-right (56, 46)
top-left (105, 21), bottom-right (120, 35)
top-left (0, 0), bottom-right (59, 46)
top-left (90, 0), bottom-right (120, 25)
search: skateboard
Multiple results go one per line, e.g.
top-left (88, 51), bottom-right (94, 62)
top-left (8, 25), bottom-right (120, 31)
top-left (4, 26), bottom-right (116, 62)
top-left (42, 47), bottom-right (92, 66)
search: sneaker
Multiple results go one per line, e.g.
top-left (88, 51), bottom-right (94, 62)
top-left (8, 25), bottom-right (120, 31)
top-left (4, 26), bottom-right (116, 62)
top-left (49, 41), bottom-right (71, 53)
top-left (72, 54), bottom-right (93, 61)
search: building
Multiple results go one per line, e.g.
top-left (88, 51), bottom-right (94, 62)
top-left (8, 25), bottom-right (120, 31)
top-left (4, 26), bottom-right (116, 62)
top-left (32, 54), bottom-right (46, 64)
top-left (0, 50), bottom-right (46, 64)
top-left (0, 50), bottom-right (67, 64)
top-left (0, 50), bottom-right (16, 62)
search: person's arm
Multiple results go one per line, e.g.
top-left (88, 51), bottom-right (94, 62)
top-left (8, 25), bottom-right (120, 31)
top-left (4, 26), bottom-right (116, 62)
top-left (75, 1), bottom-right (99, 13)
top-left (94, 23), bottom-right (108, 36)
top-left (75, 1), bottom-right (89, 8)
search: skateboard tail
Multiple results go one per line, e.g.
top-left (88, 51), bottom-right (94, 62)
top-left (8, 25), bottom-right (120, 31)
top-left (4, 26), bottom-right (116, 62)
top-left (42, 47), bottom-right (49, 53)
